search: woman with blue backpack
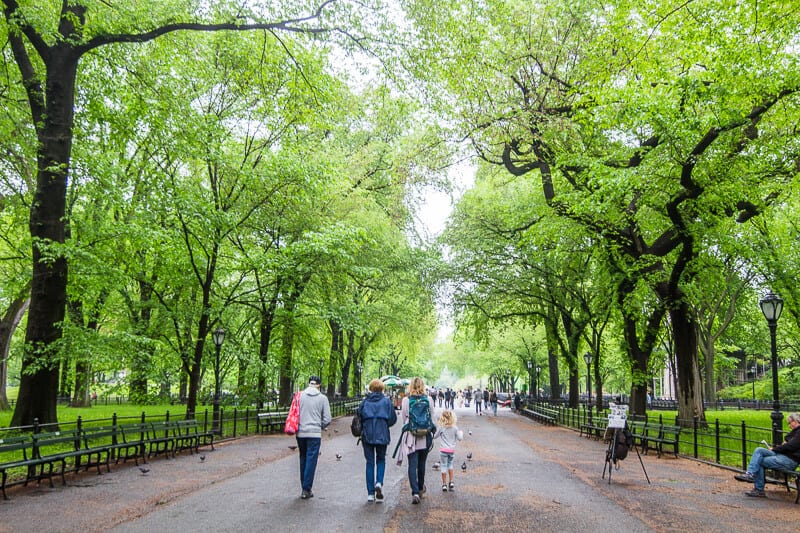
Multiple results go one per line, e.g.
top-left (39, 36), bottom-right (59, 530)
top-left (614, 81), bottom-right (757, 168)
top-left (395, 377), bottom-right (435, 505)
top-left (358, 379), bottom-right (397, 503)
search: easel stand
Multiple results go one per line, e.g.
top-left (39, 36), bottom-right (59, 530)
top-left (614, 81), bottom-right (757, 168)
top-left (602, 427), bottom-right (651, 485)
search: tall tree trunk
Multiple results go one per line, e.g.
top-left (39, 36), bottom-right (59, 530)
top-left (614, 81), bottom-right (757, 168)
top-left (129, 276), bottom-right (155, 403)
top-left (328, 319), bottom-right (343, 398)
top-left (10, 45), bottom-right (79, 427)
top-left (671, 303), bottom-right (705, 424)
top-left (0, 289), bottom-right (31, 411)
top-left (73, 361), bottom-right (91, 407)
top-left (255, 291), bottom-right (278, 408)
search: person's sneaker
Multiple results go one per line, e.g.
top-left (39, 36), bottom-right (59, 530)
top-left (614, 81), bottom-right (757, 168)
top-left (367, 494), bottom-right (375, 502)
top-left (449, 481), bottom-right (455, 491)
top-left (442, 483), bottom-right (448, 492)
top-left (412, 494), bottom-right (420, 504)
top-left (744, 489), bottom-right (766, 498)
top-left (375, 482), bottom-right (383, 500)
top-left (300, 490), bottom-right (313, 499)
top-left (375, 492), bottom-right (384, 503)
top-left (734, 472), bottom-right (755, 482)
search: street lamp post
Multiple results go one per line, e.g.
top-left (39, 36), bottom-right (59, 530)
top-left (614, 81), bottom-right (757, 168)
top-left (536, 366), bottom-right (541, 400)
top-left (526, 361), bottom-right (533, 399)
top-left (584, 352), bottom-right (593, 424)
top-left (356, 361), bottom-right (363, 394)
top-left (211, 327), bottom-right (226, 435)
top-left (506, 369), bottom-right (511, 393)
top-left (751, 364), bottom-right (757, 402)
top-left (759, 291), bottom-right (784, 446)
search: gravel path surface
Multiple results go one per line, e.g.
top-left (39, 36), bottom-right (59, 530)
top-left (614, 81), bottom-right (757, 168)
top-left (0, 406), bottom-right (795, 532)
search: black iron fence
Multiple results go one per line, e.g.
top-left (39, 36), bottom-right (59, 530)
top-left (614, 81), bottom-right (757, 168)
top-left (0, 396), bottom-right (359, 441)
top-left (527, 399), bottom-right (797, 472)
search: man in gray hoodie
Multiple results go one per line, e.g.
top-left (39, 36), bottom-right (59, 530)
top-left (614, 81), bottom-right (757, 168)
top-left (297, 375), bottom-right (332, 499)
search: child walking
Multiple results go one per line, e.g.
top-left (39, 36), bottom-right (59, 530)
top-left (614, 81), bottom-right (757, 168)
top-left (436, 410), bottom-right (463, 491)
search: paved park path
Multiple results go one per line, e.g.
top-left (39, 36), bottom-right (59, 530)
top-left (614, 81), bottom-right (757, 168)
top-left (0, 404), bottom-right (795, 532)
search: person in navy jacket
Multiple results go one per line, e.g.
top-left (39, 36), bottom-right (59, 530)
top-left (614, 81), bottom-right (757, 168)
top-left (359, 379), bottom-right (398, 502)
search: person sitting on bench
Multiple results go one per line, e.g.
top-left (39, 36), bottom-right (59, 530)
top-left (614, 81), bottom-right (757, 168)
top-left (735, 412), bottom-right (800, 498)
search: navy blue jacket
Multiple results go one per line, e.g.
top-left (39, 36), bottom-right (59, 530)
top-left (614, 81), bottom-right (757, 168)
top-left (359, 392), bottom-right (397, 446)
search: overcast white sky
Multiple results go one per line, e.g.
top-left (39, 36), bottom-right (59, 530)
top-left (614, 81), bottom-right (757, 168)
top-left (415, 160), bottom-right (475, 240)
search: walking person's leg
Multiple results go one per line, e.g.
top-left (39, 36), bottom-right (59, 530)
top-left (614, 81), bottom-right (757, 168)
top-left (363, 442), bottom-right (376, 499)
top-left (407, 450), bottom-right (420, 501)
top-left (302, 437), bottom-right (321, 494)
top-left (375, 444), bottom-right (387, 502)
top-left (297, 437), bottom-right (307, 492)
top-left (416, 447), bottom-right (429, 497)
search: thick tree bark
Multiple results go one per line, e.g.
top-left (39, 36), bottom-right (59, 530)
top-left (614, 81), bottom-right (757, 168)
top-left (0, 289), bottom-right (30, 411)
top-left (671, 303), bottom-right (705, 424)
top-left (328, 319), bottom-right (343, 398)
top-left (256, 296), bottom-right (277, 407)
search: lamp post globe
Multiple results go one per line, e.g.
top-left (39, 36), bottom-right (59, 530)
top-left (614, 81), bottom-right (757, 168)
top-left (583, 352), bottom-right (593, 424)
top-left (759, 291), bottom-right (784, 445)
top-left (211, 327), bottom-right (225, 435)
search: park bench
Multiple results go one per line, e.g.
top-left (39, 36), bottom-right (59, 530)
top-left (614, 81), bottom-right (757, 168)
top-left (147, 421), bottom-right (178, 458)
top-left (635, 423), bottom-right (680, 457)
top-left (0, 435), bottom-right (50, 500)
top-left (174, 419), bottom-right (215, 455)
top-left (767, 466), bottom-right (800, 504)
top-left (32, 429), bottom-right (110, 488)
top-left (257, 412), bottom-right (288, 434)
top-left (520, 407), bottom-right (556, 426)
top-left (117, 423), bottom-right (151, 465)
top-left (628, 421), bottom-right (648, 449)
top-left (80, 425), bottom-right (145, 472)
top-left (580, 418), bottom-right (608, 439)
top-left (655, 425), bottom-right (681, 457)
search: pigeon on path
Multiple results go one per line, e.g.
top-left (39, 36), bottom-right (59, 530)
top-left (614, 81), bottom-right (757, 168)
top-left (461, 462), bottom-right (467, 472)
top-left (466, 452), bottom-right (472, 461)
top-left (138, 466), bottom-right (150, 475)
top-left (336, 453), bottom-right (342, 461)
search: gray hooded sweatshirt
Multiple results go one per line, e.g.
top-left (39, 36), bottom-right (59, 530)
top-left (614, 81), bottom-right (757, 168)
top-left (297, 385), bottom-right (332, 438)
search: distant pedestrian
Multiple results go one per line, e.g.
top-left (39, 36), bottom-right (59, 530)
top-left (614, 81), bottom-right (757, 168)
top-left (475, 388), bottom-right (482, 415)
top-left (435, 410), bottom-right (463, 492)
top-left (438, 389), bottom-right (444, 407)
top-left (483, 389), bottom-right (489, 410)
top-left (296, 375), bottom-right (331, 500)
top-left (490, 389), bottom-right (498, 416)
top-left (513, 391), bottom-right (521, 411)
top-left (359, 379), bottom-right (397, 503)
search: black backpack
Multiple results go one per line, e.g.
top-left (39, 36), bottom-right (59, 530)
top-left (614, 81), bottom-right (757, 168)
top-left (350, 407), bottom-right (363, 438)
top-left (613, 428), bottom-right (633, 462)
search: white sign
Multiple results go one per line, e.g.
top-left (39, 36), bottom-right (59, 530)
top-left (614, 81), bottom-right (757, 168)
top-left (607, 403), bottom-right (628, 428)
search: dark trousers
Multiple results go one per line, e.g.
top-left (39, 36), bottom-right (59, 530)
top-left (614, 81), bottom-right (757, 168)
top-left (407, 448), bottom-right (429, 495)
top-left (362, 442), bottom-right (387, 495)
top-left (297, 436), bottom-right (321, 492)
